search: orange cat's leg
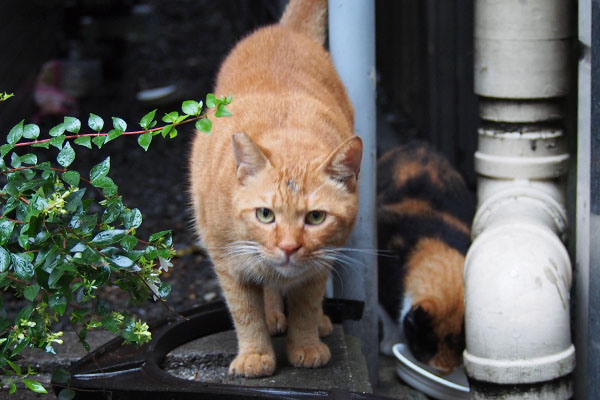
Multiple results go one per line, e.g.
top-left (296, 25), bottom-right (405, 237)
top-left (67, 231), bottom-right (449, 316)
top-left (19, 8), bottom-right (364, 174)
top-left (264, 285), bottom-right (287, 335)
top-left (216, 269), bottom-right (275, 378)
top-left (318, 313), bottom-right (333, 337)
top-left (285, 274), bottom-right (331, 368)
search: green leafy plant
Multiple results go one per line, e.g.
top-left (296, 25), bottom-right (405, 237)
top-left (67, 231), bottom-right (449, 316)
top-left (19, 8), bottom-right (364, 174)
top-left (0, 93), bottom-right (232, 395)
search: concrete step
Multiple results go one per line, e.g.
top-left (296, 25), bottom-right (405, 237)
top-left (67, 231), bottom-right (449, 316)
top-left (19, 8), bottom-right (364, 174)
top-left (164, 325), bottom-right (371, 392)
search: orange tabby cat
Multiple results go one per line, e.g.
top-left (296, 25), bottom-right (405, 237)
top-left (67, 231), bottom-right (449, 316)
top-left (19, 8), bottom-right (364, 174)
top-left (189, 0), bottom-right (362, 378)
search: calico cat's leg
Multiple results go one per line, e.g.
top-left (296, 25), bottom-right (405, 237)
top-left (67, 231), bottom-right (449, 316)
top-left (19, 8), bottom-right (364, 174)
top-left (285, 274), bottom-right (331, 368)
top-left (216, 269), bottom-right (275, 378)
top-left (264, 285), bottom-right (287, 335)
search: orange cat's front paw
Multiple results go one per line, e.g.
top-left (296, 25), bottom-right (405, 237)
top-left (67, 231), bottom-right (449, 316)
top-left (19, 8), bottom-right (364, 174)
top-left (287, 342), bottom-right (331, 368)
top-left (266, 311), bottom-right (287, 335)
top-left (229, 352), bottom-right (276, 378)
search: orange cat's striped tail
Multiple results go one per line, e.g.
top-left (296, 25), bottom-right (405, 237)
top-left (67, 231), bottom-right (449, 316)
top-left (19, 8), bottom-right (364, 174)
top-left (280, 0), bottom-right (328, 45)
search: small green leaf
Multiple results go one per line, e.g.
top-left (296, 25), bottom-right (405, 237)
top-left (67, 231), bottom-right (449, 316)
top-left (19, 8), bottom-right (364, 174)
top-left (169, 127), bottom-right (178, 139)
top-left (9, 383), bottom-right (16, 394)
top-left (52, 368), bottom-right (72, 385)
top-left (64, 189), bottom-right (86, 212)
top-left (1, 143), bottom-right (14, 157)
top-left (91, 176), bottom-right (117, 196)
top-left (63, 116), bottom-right (81, 133)
top-left (0, 92), bottom-right (14, 102)
top-left (49, 134), bottom-right (66, 149)
top-left (57, 142), bottom-right (76, 167)
top-left (120, 235), bottom-right (139, 251)
top-left (139, 109), bottom-right (157, 129)
top-left (138, 132), bottom-right (152, 151)
top-left (49, 123), bottom-right (66, 137)
top-left (7, 120), bottom-right (24, 145)
top-left (23, 379), bottom-right (48, 394)
top-left (88, 113), bottom-right (104, 132)
top-left (162, 111), bottom-right (179, 124)
top-left (91, 176), bottom-right (116, 189)
top-left (160, 125), bottom-right (173, 138)
top-left (122, 208), bottom-right (142, 229)
top-left (49, 294), bottom-right (67, 316)
top-left (23, 283), bottom-right (40, 301)
top-left (92, 135), bottom-right (105, 149)
top-left (48, 268), bottom-right (64, 288)
top-left (158, 282), bottom-right (171, 298)
top-left (149, 230), bottom-right (171, 242)
top-left (105, 129), bottom-right (122, 143)
top-left (20, 153), bottom-right (37, 165)
top-left (70, 242), bottom-right (86, 253)
top-left (34, 230), bottom-right (51, 245)
top-left (215, 104), bottom-right (232, 117)
top-left (174, 114), bottom-right (188, 124)
top-left (90, 229), bottom-right (127, 246)
top-left (0, 247), bottom-right (10, 272)
top-left (0, 220), bottom-right (16, 245)
top-left (102, 200), bottom-right (122, 224)
top-left (101, 314), bottom-right (120, 332)
top-left (23, 123), bottom-right (40, 139)
top-left (10, 152), bottom-right (21, 168)
top-left (16, 303), bottom-right (34, 322)
top-left (58, 388), bottom-right (76, 400)
top-left (11, 336), bottom-right (30, 357)
top-left (6, 359), bottom-right (21, 375)
top-left (112, 117), bottom-right (127, 132)
top-left (196, 118), bottom-right (212, 134)
top-left (206, 93), bottom-right (218, 108)
top-left (12, 253), bottom-right (34, 280)
top-left (109, 255), bottom-right (134, 268)
top-left (2, 196), bottom-right (18, 216)
top-left (62, 171), bottom-right (80, 187)
top-left (90, 156), bottom-right (110, 181)
top-left (182, 100), bottom-right (201, 116)
top-left (74, 136), bottom-right (92, 149)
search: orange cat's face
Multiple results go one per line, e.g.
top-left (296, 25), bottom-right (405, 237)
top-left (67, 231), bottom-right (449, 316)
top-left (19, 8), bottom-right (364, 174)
top-left (225, 132), bottom-right (362, 284)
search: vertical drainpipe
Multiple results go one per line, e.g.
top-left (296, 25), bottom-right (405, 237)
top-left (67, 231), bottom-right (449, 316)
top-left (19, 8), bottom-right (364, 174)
top-left (328, 0), bottom-right (378, 385)
top-left (465, 0), bottom-right (576, 398)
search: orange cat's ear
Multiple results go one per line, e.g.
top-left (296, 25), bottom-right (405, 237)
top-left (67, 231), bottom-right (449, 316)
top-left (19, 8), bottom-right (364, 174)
top-left (320, 136), bottom-right (363, 191)
top-left (232, 132), bottom-right (270, 184)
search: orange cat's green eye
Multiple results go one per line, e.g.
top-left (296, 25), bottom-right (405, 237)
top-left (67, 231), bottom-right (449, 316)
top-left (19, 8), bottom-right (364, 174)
top-left (305, 210), bottom-right (326, 225)
top-left (256, 208), bottom-right (275, 224)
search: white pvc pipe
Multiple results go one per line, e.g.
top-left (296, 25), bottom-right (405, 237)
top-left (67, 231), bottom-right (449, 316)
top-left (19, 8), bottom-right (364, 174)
top-left (474, 128), bottom-right (570, 180)
top-left (466, 0), bottom-right (575, 397)
top-left (328, 0), bottom-right (378, 385)
top-left (474, 0), bottom-right (572, 99)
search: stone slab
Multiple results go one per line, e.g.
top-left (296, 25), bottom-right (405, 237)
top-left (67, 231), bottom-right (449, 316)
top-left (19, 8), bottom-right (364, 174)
top-left (164, 325), bottom-right (373, 394)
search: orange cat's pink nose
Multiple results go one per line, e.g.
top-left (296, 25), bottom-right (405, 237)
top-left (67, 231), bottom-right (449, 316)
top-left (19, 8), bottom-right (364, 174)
top-left (279, 242), bottom-right (301, 258)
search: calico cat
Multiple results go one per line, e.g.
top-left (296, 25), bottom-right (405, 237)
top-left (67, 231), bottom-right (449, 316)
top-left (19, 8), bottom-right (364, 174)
top-left (189, 0), bottom-right (362, 378)
top-left (377, 141), bottom-right (474, 373)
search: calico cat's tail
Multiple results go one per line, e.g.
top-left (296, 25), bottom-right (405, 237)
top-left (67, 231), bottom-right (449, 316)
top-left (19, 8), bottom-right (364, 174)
top-left (280, 0), bottom-right (328, 45)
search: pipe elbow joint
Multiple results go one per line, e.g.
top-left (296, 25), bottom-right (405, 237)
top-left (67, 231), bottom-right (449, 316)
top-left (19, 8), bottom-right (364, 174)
top-left (463, 223), bottom-right (575, 384)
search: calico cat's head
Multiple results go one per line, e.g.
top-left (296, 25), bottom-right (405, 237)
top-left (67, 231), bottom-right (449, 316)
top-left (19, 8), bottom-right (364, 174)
top-left (228, 132), bottom-right (362, 282)
top-left (403, 303), bottom-right (465, 374)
